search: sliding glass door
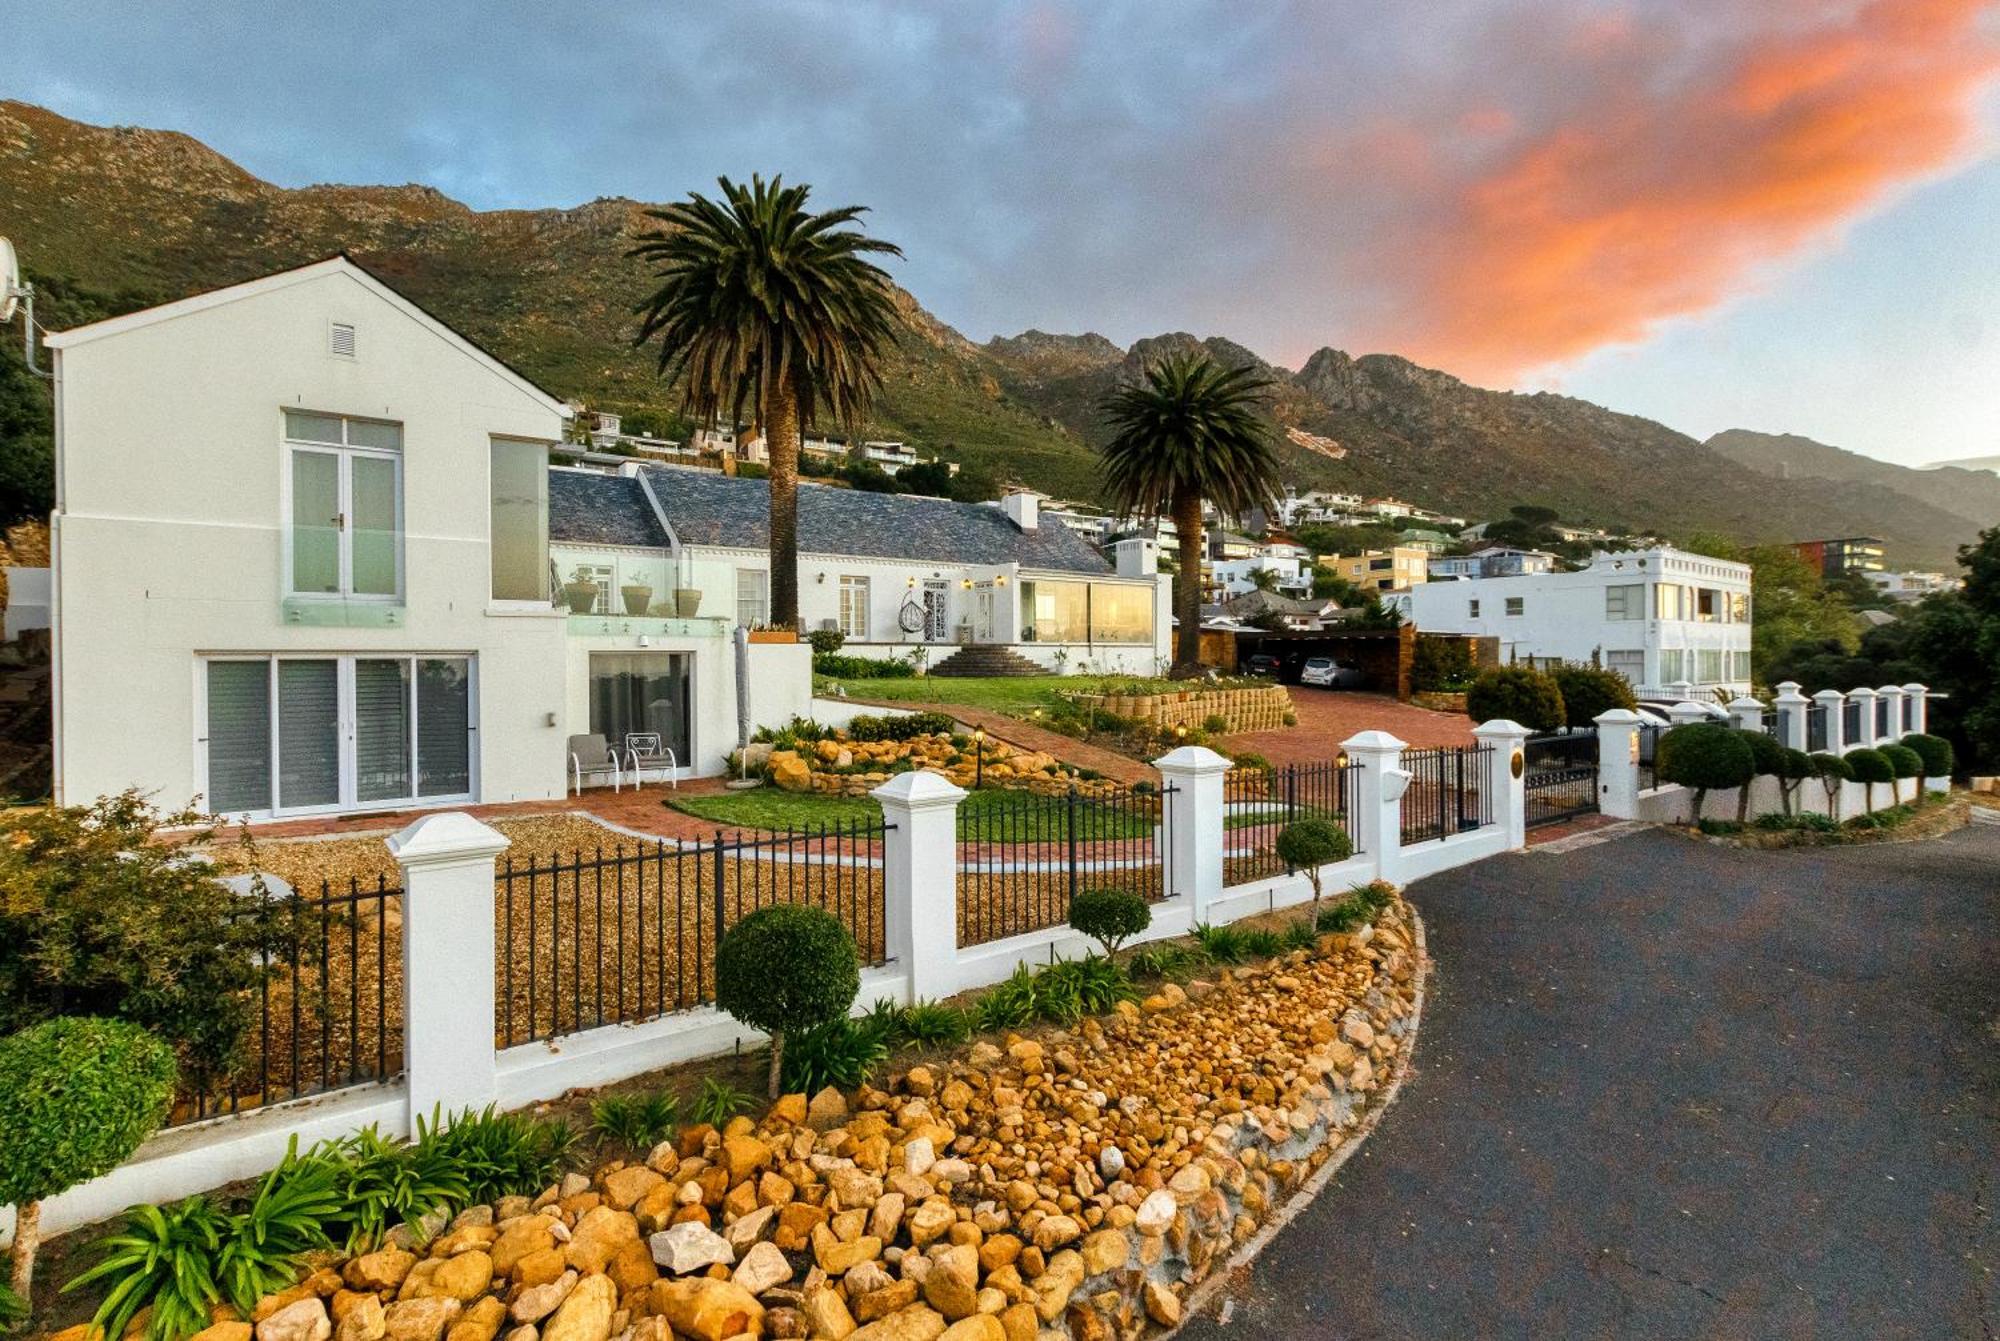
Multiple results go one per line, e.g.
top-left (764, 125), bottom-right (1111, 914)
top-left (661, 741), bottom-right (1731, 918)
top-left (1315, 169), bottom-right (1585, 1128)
top-left (203, 655), bottom-right (475, 817)
top-left (588, 653), bottom-right (690, 764)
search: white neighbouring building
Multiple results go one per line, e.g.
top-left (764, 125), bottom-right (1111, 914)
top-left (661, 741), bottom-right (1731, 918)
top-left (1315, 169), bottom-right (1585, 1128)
top-left (1388, 547), bottom-right (1754, 696)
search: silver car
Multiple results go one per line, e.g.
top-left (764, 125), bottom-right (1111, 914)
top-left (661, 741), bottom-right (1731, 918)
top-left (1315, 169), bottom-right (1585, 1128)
top-left (1299, 655), bottom-right (1363, 689)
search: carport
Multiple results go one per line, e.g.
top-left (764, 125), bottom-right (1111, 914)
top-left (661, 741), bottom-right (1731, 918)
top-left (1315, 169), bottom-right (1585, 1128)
top-left (1234, 626), bottom-right (1416, 698)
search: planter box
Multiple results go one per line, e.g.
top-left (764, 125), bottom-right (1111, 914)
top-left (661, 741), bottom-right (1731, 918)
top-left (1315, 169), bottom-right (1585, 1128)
top-left (747, 628), bottom-right (799, 644)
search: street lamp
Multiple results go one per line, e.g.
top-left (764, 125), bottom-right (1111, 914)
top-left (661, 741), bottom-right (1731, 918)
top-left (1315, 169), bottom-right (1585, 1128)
top-left (973, 728), bottom-right (986, 788)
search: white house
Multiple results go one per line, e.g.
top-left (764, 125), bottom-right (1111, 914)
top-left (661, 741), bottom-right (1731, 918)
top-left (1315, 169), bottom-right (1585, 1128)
top-left (1428, 546), bottom-right (1557, 580)
top-left (1867, 569), bottom-right (1954, 601)
top-left (549, 469), bottom-right (1172, 677)
top-left (44, 257), bottom-right (805, 820)
top-left (1389, 548), bottom-right (1753, 696)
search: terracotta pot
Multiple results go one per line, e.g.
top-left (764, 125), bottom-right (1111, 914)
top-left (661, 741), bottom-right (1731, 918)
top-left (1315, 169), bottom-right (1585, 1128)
top-left (621, 584), bottom-right (653, 616)
top-left (562, 581), bottom-right (600, 614)
top-left (674, 588), bottom-right (703, 617)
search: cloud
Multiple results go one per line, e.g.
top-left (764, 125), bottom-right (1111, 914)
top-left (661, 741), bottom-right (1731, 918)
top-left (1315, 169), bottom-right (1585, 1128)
top-left (1344, 0), bottom-right (2000, 382)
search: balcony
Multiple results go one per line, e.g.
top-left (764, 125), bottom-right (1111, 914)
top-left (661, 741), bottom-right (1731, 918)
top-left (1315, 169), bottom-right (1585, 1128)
top-left (565, 612), bottom-right (729, 640)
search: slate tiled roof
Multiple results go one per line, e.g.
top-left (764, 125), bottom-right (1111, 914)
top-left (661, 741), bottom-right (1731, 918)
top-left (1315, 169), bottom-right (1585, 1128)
top-left (638, 468), bottom-right (1115, 574)
top-left (548, 469), bottom-right (667, 549)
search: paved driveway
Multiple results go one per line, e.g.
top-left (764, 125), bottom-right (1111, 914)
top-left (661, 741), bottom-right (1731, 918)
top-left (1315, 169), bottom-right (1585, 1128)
top-left (1219, 688), bottom-right (1473, 765)
top-left (1183, 824), bottom-right (2000, 1340)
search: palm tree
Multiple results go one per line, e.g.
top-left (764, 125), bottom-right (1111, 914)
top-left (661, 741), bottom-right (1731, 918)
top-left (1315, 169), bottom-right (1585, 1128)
top-left (630, 176), bottom-right (903, 628)
top-left (1100, 354), bottom-right (1282, 675)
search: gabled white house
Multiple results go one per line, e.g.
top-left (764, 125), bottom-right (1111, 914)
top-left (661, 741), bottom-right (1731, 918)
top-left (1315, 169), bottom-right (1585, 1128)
top-left (45, 257), bottom-right (787, 820)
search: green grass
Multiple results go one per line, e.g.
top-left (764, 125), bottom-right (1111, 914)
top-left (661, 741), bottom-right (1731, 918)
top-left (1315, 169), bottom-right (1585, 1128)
top-left (672, 785), bottom-right (1153, 839)
top-left (809, 673), bottom-right (1230, 719)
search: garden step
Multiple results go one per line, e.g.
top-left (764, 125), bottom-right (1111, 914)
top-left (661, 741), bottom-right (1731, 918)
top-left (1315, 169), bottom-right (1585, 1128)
top-left (928, 647), bottom-right (1047, 677)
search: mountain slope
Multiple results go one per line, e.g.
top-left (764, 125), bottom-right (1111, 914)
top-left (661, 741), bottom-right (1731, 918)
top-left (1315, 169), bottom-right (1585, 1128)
top-left (0, 99), bottom-right (1986, 565)
top-left (1708, 429), bottom-right (2000, 536)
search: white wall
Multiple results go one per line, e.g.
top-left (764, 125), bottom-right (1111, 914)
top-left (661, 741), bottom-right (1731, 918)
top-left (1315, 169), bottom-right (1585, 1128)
top-left (2, 566), bottom-right (50, 640)
top-left (51, 265), bottom-right (570, 813)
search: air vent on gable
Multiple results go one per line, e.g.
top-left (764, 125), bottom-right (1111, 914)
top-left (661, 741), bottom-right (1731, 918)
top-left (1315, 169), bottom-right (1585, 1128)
top-left (329, 322), bottom-right (357, 358)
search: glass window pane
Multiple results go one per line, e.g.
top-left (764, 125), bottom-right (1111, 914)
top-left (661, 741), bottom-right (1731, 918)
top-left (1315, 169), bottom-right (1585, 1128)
top-left (589, 653), bottom-right (690, 762)
top-left (1088, 583), bottom-right (1153, 644)
top-left (206, 661), bottom-right (271, 814)
top-left (346, 419), bottom-right (402, 450)
top-left (291, 450), bottom-right (340, 594)
top-left (417, 659), bottom-right (473, 797)
top-left (355, 659), bottom-right (412, 803)
top-left (277, 660), bottom-right (340, 809)
top-left (1023, 580), bottom-right (1087, 642)
top-left (283, 410), bottom-right (344, 444)
top-left (350, 455), bottom-right (400, 596)
top-left (491, 439), bottom-right (549, 602)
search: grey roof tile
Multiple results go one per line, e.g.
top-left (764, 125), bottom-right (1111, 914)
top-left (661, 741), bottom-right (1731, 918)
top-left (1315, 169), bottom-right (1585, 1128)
top-left (548, 469), bottom-right (668, 548)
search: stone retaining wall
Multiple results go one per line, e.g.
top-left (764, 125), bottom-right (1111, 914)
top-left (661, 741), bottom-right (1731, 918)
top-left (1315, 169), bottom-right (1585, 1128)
top-left (1070, 685), bottom-right (1293, 734)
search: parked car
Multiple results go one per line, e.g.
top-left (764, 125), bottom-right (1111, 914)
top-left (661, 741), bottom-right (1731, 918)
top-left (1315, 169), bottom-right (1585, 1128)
top-left (1243, 653), bottom-right (1283, 678)
top-left (1636, 699), bottom-right (1729, 725)
top-left (1299, 656), bottom-right (1363, 689)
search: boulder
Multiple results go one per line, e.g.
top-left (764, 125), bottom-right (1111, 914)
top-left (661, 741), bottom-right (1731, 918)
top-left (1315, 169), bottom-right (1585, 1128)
top-left (600, 1166), bottom-right (665, 1212)
top-left (428, 1252), bottom-right (493, 1302)
top-left (334, 1295), bottom-right (386, 1341)
top-left (652, 1279), bottom-right (765, 1341)
top-left (801, 1287), bottom-right (856, 1341)
top-left (490, 1220), bottom-right (556, 1278)
top-left (563, 1208), bottom-right (639, 1275)
top-left (345, 1250), bottom-right (418, 1294)
top-left (259, 1298), bottom-right (332, 1341)
top-left (648, 1223), bottom-right (734, 1275)
top-left (444, 1299), bottom-right (507, 1341)
top-left (509, 1272), bottom-right (577, 1326)
top-left (919, 1246), bottom-right (979, 1321)
top-left (730, 1240), bottom-right (793, 1296)
top-left (381, 1300), bottom-right (459, 1341)
top-left (540, 1274), bottom-right (615, 1341)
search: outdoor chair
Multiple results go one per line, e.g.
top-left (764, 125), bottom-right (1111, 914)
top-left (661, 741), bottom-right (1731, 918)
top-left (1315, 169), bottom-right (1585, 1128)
top-left (567, 733), bottom-right (624, 794)
top-left (622, 732), bottom-right (678, 790)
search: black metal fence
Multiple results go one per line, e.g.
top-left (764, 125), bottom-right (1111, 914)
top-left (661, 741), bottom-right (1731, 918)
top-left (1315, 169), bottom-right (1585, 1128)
top-left (1400, 744), bottom-right (1495, 844)
top-left (956, 784), bottom-right (1169, 948)
top-left (1638, 722), bottom-right (1666, 790)
top-left (496, 824), bottom-right (889, 1047)
top-left (1807, 703), bottom-right (1829, 753)
top-left (173, 876), bottom-right (403, 1127)
top-left (1522, 732), bottom-right (1599, 828)
top-left (1223, 759), bottom-right (1360, 888)
top-left (1876, 696), bottom-right (1891, 739)
top-left (1843, 698), bottom-right (1862, 744)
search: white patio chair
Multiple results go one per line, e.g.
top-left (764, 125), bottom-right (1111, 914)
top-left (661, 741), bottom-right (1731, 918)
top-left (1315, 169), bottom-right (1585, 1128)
top-left (568, 733), bottom-right (623, 795)
top-left (623, 732), bottom-right (678, 790)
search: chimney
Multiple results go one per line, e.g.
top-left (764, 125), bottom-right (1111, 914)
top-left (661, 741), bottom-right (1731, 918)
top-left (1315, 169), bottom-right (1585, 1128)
top-left (1112, 536), bottom-right (1158, 577)
top-left (1001, 490), bottom-right (1039, 531)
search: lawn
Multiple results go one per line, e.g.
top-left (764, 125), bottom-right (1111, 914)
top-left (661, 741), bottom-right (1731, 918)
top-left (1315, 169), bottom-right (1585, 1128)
top-left (672, 784), bottom-right (1157, 840)
top-left (813, 672), bottom-right (1248, 718)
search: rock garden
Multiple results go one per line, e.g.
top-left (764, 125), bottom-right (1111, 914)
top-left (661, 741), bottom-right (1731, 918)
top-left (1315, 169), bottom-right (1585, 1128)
top-left (738, 716), bottom-right (1122, 801)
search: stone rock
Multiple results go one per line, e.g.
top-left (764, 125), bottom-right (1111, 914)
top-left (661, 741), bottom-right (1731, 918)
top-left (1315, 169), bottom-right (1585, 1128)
top-left (648, 1222), bottom-right (734, 1275)
top-left (334, 1298), bottom-right (386, 1341)
top-left (444, 1299), bottom-right (506, 1341)
top-left (196, 1325), bottom-right (256, 1341)
top-left (1141, 1281), bottom-right (1181, 1328)
top-left (1341, 1013), bottom-right (1375, 1048)
top-left (346, 1250), bottom-right (418, 1293)
top-left (767, 1093), bottom-right (809, 1126)
top-left (260, 1298), bottom-right (332, 1341)
top-left (807, 1088), bottom-right (850, 1130)
top-left (905, 1202), bottom-right (955, 1247)
top-left (996, 1303), bottom-right (1037, 1341)
top-left (847, 1305), bottom-right (945, 1341)
top-left (938, 1318), bottom-right (1004, 1341)
top-left (564, 1207), bottom-right (639, 1275)
top-left (651, 1278), bottom-right (765, 1341)
top-left (511, 1249), bottom-right (568, 1290)
top-left (769, 751), bottom-right (812, 792)
top-left (1096, 1147), bottom-right (1124, 1180)
top-left (1030, 1215), bottom-right (1079, 1253)
top-left (1077, 1231), bottom-right (1127, 1276)
top-left (429, 1252), bottom-right (492, 1302)
top-left (730, 1241), bottom-right (793, 1296)
top-left (801, 1287), bottom-right (857, 1341)
top-left (509, 1273), bottom-right (577, 1326)
top-left (540, 1274), bottom-right (615, 1341)
top-left (600, 1166), bottom-right (665, 1212)
top-left (606, 1238), bottom-right (659, 1295)
top-left (723, 1204), bottom-right (777, 1254)
top-left (815, 1233), bottom-right (882, 1275)
top-left (382, 1300), bottom-right (459, 1341)
top-left (491, 1220), bottom-right (556, 1278)
top-left (1062, 1303), bottom-right (1110, 1341)
top-left (919, 1245), bottom-right (979, 1321)
top-left (854, 1280), bottom-right (918, 1323)
top-left (1134, 1190), bottom-right (1176, 1236)
top-left (825, 1167), bottom-right (884, 1208)
top-left (721, 1134), bottom-right (773, 1182)
top-left (901, 1136), bottom-right (936, 1177)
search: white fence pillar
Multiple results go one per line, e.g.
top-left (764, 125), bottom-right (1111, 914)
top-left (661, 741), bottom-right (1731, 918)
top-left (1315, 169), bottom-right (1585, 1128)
top-left (1728, 696), bottom-right (1764, 733)
top-left (1814, 689), bottom-right (1846, 754)
top-left (1155, 745), bottom-right (1231, 924)
top-left (1668, 702), bottom-right (1710, 729)
top-left (1877, 685), bottom-right (1904, 742)
top-left (873, 770), bottom-right (966, 1003)
top-left (388, 813), bottom-right (509, 1126)
top-left (1472, 719), bottom-right (1531, 849)
top-left (1849, 686), bottom-right (1878, 750)
top-left (1667, 679), bottom-right (1694, 705)
top-left (1594, 708), bottom-right (1643, 819)
top-left (1903, 683), bottom-right (1928, 735)
top-left (1341, 730), bottom-right (1407, 883)
top-left (1773, 682), bottom-right (1809, 752)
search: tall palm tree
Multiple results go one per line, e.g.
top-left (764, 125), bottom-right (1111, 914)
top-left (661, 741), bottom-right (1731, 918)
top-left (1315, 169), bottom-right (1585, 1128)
top-left (1100, 354), bottom-right (1282, 675)
top-left (630, 175), bottom-right (903, 629)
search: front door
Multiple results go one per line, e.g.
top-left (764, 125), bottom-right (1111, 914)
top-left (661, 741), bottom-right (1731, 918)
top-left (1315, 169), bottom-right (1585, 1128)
top-left (922, 580), bottom-right (950, 641)
top-left (974, 586), bottom-right (996, 642)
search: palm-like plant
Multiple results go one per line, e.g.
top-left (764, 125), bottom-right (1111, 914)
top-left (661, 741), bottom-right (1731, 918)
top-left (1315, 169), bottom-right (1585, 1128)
top-left (630, 176), bottom-right (903, 628)
top-left (1099, 354), bottom-right (1282, 674)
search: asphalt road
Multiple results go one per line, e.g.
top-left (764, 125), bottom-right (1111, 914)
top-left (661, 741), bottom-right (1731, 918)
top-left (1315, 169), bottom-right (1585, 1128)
top-left (1182, 823), bottom-right (2000, 1340)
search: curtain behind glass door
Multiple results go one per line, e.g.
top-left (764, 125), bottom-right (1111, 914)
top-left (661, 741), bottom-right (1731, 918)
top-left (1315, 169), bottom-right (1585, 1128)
top-left (277, 660), bottom-right (340, 808)
top-left (589, 653), bottom-right (689, 761)
top-left (355, 659), bottom-right (412, 802)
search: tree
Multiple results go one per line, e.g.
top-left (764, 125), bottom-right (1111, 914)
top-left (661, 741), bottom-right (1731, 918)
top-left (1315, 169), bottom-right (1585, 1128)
top-left (1312, 568), bottom-right (1361, 604)
top-left (1346, 593), bottom-right (1405, 630)
top-left (1774, 747), bottom-right (1814, 816)
top-left (713, 904), bottom-right (860, 1096)
top-left (897, 460), bottom-right (954, 497)
top-left (1808, 751), bottom-right (1853, 811)
top-left (1551, 664), bottom-right (1636, 730)
top-left (1068, 888), bottom-right (1152, 957)
top-left (1249, 568), bottom-right (1281, 593)
top-left (1742, 544), bottom-right (1862, 684)
top-left (1099, 354), bottom-right (1281, 675)
top-left (1464, 666), bottom-right (1565, 734)
top-left (1845, 747), bottom-right (1893, 815)
top-left (1740, 730), bottom-right (1786, 822)
top-left (631, 176), bottom-right (904, 629)
top-left (1654, 723), bottom-right (1754, 823)
top-left (1274, 819), bottom-right (1353, 912)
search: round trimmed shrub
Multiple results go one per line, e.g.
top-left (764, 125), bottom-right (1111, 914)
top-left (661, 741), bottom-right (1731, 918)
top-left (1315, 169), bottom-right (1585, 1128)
top-left (1881, 744), bottom-right (1922, 779)
top-left (1068, 888), bottom-right (1152, 957)
top-left (1274, 817), bottom-right (1354, 905)
top-left (1903, 733), bottom-right (1954, 784)
top-left (1551, 665), bottom-right (1637, 730)
top-left (1774, 747), bottom-right (1815, 814)
top-left (1654, 723), bottom-right (1754, 823)
top-left (1736, 730), bottom-right (1788, 820)
top-left (1465, 667), bottom-right (1565, 734)
top-left (0, 1017), bottom-right (177, 1298)
top-left (1844, 747), bottom-right (1894, 813)
top-left (715, 905), bottom-right (861, 1097)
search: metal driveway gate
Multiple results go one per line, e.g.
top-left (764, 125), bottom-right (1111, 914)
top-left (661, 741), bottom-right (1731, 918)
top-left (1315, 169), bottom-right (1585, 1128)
top-left (1523, 731), bottom-right (1599, 828)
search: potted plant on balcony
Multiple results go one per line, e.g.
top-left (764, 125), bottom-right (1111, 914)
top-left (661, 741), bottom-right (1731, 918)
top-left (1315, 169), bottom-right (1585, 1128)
top-left (562, 568), bottom-right (602, 614)
top-left (675, 586), bottom-right (704, 617)
top-left (621, 581), bottom-right (655, 616)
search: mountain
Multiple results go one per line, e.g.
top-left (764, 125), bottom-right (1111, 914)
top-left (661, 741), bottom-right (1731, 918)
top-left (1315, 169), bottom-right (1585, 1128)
top-left (1924, 454), bottom-right (2000, 477)
top-left (1708, 429), bottom-right (2000, 542)
top-left (0, 99), bottom-right (1990, 567)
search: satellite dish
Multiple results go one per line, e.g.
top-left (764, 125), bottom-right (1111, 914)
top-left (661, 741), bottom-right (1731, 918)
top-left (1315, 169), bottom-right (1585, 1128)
top-left (0, 238), bottom-right (18, 325)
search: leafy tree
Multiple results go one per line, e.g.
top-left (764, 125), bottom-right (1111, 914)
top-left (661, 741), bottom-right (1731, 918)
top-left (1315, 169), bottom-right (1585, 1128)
top-left (1465, 666), bottom-right (1565, 733)
top-left (1550, 664), bottom-right (1637, 729)
top-left (1346, 592), bottom-right (1405, 630)
top-left (1740, 729), bottom-right (1787, 822)
top-left (1248, 568), bottom-right (1281, 593)
top-left (1774, 747), bottom-right (1815, 816)
top-left (1742, 544), bottom-right (1862, 684)
top-left (1808, 751), bottom-right (1853, 810)
top-left (1099, 354), bottom-right (1281, 675)
top-left (714, 904), bottom-right (861, 1096)
top-left (631, 176), bottom-right (904, 628)
top-left (0, 335), bottom-right (54, 527)
top-left (1902, 733), bottom-right (1954, 789)
top-left (1312, 568), bottom-right (1362, 604)
top-left (1411, 636), bottom-right (1479, 693)
top-left (841, 457), bottom-right (900, 493)
top-left (1293, 522), bottom-right (1401, 556)
top-left (1655, 723), bottom-right (1754, 822)
top-left (897, 459), bottom-right (954, 497)
top-left (1274, 819), bottom-right (1353, 912)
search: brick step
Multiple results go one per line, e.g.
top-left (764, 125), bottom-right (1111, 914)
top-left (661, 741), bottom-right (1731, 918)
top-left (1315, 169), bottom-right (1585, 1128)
top-left (928, 646), bottom-right (1049, 678)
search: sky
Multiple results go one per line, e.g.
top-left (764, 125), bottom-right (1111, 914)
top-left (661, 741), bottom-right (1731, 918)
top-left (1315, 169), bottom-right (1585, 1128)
top-left (9, 0), bottom-right (1999, 466)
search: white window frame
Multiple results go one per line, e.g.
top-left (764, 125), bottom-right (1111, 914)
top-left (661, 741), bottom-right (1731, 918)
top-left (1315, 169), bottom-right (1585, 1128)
top-left (838, 575), bottom-right (871, 640)
top-left (281, 412), bottom-right (405, 602)
top-left (195, 653), bottom-right (478, 820)
top-left (1468, 598), bottom-right (1480, 618)
top-left (573, 563), bottom-right (615, 615)
top-left (736, 567), bottom-right (770, 628)
top-left (1605, 583), bottom-right (1642, 621)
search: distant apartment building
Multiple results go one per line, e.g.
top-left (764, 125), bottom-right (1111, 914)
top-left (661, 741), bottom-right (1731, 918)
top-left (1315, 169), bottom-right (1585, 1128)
top-left (1793, 535), bottom-right (1885, 578)
top-left (1429, 546), bottom-right (1557, 580)
top-left (1867, 569), bottom-right (1954, 601)
top-left (1389, 547), bottom-right (1753, 697)
top-left (1320, 547), bottom-right (1430, 593)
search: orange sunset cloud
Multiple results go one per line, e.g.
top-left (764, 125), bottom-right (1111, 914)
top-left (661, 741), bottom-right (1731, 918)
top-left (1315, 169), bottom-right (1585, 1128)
top-left (1358, 0), bottom-right (2000, 382)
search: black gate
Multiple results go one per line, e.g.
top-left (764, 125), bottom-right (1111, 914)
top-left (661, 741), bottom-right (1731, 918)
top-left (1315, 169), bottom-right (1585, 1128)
top-left (1523, 731), bottom-right (1599, 828)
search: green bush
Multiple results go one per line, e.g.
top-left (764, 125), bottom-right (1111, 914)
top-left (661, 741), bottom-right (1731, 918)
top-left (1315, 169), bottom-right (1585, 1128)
top-left (1773, 747), bottom-right (1815, 815)
top-left (1126, 942), bottom-right (1207, 981)
top-left (1881, 744), bottom-right (1922, 780)
top-left (2, 1017), bottom-right (177, 1301)
top-left (973, 966), bottom-right (1039, 1031)
top-left (67, 1196), bottom-right (229, 1341)
top-left (1844, 747), bottom-right (1894, 813)
top-left (1551, 664), bottom-right (1638, 730)
top-left (589, 1091), bottom-right (680, 1153)
top-left (213, 1151), bottom-right (342, 1317)
top-left (1411, 637), bottom-right (1479, 693)
top-left (1903, 733), bottom-right (1955, 784)
top-left (894, 1000), bottom-right (974, 1048)
top-left (812, 653), bottom-right (919, 679)
top-left (1192, 922), bottom-right (1249, 964)
top-left (312, 1124), bottom-right (469, 1253)
top-left (715, 904), bottom-right (861, 1096)
top-left (1464, 667), bottom-right (1565, 733)
top-left (780, 1017), bottom-right (890, 1093)
top-left (688, 1078), bottom-right (758, 1128)
top-left (413, 1105), bottom-right (575, 1203)
top-left (1655, 723), bottom-right (1755, 823)
top-left (846, 710), bottom-right (956, 741)
top-left (807, 628), bottom-right (846, 655)
top-left (1068, 888), bottom-right (1152, 955)
top-left (1202, 713), bottom-right (1230, 734)
top-left (1275, 817), bottom-right (1353, 908)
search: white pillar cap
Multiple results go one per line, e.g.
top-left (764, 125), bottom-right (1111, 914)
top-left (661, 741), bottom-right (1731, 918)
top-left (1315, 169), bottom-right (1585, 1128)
top-left (1593, 708), bottom-right (1643, 725)
top-left (1727, 696), bottom-right (1763, 710)
top-left (872, 769), bottom-right (968, 806)
top-left (387, 812), bottom-right (510, 867)
top-left (1902, 682), bottom-right (1927, 695)
top-left (1471, 718), bottom-right (1531, 741)
top-left (1152, 745), bottom-right (1235, 774)
top-left (1340, 729), bottom-right (1409, 753)
top-left (1812, 688), bottom-right (1846, 702)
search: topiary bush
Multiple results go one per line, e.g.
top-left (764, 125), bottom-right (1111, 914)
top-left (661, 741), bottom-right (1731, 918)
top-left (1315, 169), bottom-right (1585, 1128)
top-left (807, 628), bottom-right (846, 656)
top-left (1068, 888), bottom-right (1152, 956)
top-left (1738, 730), bottom-right (1787, 822)
top-left (845, 710), bottom-right (957, 741)
top-left (1464, 666), bottom-right (1565, 734)
top-left (1880, 743), bottom-right (1922, 805)
top-left (1654, 723), bottom-right (1755, 823)
top-left (1551, 664), bottom-right (1638, 730)
top-left (1, 1017), bottom-right (177, 1300)
top-left (1274, 817), bottom-right (1354, 909)
top-left (1903, 733), bottom-right (1954, 788)
top-left (1774, 747), bottom-right (1815, 816)
top-left (1844, 747), bottom-right (1894, 814)
top-left (1808, 751), bottom-right (1853, 810)
top-left (714, 904), bottom-right (861, 1097)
